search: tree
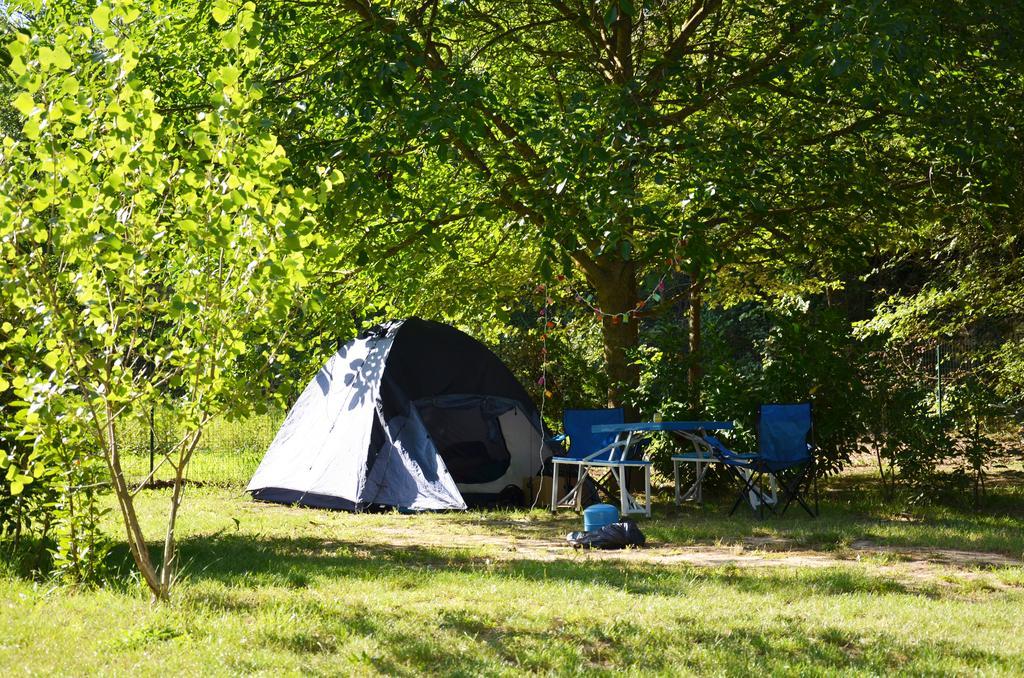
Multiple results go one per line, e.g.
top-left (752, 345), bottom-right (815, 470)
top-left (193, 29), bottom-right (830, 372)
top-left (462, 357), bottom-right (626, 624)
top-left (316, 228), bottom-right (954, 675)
top-left (0, 0), bottom-right (316, 599)
top-left (235, 0), bottom-right (1014, 412)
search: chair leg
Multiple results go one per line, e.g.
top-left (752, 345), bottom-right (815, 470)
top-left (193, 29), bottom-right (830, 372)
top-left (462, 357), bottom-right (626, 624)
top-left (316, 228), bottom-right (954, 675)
top-left (785, 487), bottom-right (816, 517)
top-left (778, 466), bottom-right (815, 518)
top-left (553, 463), bottom-right (602, 513)
top-left (758, 472), bottom-right (765, 519)
top-left (729, 467), bottom-right (774, 517)
top-left (728, 467), bottom-right (756, 516)
top-left (575, 465), bottom-right (584, 511)
top-left (814, 459), bottom-right (820, 517)
top-left (673, 460), bottom-right (680, 506)
top-left (644, 465), bottom-right (651, 517)
top-left (592, 471), bottom-right (616, 503)
top-left (791, 473), bottom-right (817, 518)
top-left (779, 470), bottom-right (796, 515)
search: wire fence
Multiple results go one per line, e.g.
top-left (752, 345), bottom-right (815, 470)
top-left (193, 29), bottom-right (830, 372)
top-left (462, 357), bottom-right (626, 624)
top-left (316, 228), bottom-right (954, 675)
top-left (118, 408), bottom-right (284, 488)
top-left (890, 330), bottom-right (1022, 425)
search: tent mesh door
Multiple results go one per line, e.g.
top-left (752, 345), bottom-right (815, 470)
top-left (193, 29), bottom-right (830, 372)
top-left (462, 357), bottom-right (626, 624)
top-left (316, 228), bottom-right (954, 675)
top-left (416, 402), bottom-right (511, 484)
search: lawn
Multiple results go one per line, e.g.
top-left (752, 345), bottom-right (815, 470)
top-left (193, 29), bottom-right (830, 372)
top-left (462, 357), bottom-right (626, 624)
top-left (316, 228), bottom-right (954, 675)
top-left (1, 453), bottom-right (1023, 676)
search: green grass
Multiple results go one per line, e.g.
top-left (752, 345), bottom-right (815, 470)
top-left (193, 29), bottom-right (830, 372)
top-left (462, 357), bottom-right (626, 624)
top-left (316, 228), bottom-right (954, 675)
top-left (2, 441), bottom-right (1024, 675)
top-left (645, 464), bottom-right (1024, 558)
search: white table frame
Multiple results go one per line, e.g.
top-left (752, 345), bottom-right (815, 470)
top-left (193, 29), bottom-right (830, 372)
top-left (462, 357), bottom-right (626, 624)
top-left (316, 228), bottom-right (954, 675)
top-left (671, 431), bottom-right (778, 509)
top-left (551, 429), bottom-right (652, 517)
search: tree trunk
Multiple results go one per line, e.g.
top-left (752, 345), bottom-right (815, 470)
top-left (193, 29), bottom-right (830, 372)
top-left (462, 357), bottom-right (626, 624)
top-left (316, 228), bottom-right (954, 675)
top-left (159, 472), bottom-right (184, 597)
top-left (592, 2), bottom-right (639, 414)
top-left (687, 271), bottom-right (703, 415)
top-left (160, 429), bottom-right (203, 596)
top-left (103, 402), bottom-right (164, 599)
top-left (591, 258), bottom-right (640, 416)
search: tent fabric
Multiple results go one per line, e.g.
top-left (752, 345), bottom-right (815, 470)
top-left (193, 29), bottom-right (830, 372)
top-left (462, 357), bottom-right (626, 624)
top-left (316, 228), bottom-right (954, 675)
top-left (247, 318), bottom-right (552, 511)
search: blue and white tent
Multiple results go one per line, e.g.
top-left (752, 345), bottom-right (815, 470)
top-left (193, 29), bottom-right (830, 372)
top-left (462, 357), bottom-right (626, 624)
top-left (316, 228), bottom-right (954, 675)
top-left (247, 318), bottom-right (554, 511)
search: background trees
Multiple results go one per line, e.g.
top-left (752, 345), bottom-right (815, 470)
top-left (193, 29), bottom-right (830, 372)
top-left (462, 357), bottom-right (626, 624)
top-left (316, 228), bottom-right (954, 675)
top-left (1, 0), bottom-right (1021, 593)
top-left (234, 0), bottom-right (1019, 415)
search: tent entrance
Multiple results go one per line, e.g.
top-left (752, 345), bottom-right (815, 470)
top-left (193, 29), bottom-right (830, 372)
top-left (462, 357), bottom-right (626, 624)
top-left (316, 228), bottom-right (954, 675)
top-left (414, 396), bottom-right (512, 485)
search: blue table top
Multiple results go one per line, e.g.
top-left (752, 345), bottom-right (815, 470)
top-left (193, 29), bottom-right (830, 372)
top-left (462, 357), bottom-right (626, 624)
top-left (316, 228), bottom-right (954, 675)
top-left (592, 420), bottom-right (734, 433)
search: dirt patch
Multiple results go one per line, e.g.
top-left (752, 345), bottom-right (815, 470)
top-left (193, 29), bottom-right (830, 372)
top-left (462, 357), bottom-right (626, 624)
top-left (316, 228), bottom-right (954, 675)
top-left (241, 500), bottom-right (1022, 589)
top-left (848, 539), bottom-right (1023, 568)
top-left (349, 523), bottom-right (1023, 589)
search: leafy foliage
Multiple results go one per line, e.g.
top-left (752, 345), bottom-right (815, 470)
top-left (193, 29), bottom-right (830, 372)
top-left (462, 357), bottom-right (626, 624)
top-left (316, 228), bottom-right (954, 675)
top-left (0, 0), bottom-right (1021, 596)
top-left (241, 0), bottom-right (1024, 409)
top-left (0, 0), bottom-right (318, 597)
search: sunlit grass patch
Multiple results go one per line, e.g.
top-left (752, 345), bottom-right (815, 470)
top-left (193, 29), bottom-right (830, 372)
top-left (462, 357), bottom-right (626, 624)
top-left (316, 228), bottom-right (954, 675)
top-left (4, 418), bottom-right (1024, 674)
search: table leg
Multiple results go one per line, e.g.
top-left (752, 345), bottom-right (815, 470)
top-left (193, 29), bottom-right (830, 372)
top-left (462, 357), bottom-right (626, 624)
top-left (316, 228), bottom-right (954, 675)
top-left (619, 465), bottom-right (629, 516)
top-left (696, 460), bottom-right (703, 503)
top-left (551, 462), bottom-right (559, 512)
top-left (644, 465), bottom-right (651, 517)
top-left (673, 460), bottom-right (680, 506)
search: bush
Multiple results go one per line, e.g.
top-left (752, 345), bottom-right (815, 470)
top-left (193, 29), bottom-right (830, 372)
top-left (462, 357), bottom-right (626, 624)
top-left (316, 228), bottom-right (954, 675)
top-left (1, 400), bottom-right (111, 583)
top-left (626, 301), bottom-right (867, 479)
top-left (626, 297), bottom-right (1014, 507)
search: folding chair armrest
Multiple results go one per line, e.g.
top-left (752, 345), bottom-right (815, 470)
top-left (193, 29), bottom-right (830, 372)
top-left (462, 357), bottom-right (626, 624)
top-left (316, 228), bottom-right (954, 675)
top-left (701, 435), bottom-right (756, 461)
top-left (720, 450), bottom-right (758, 460)
top-left (717, 450), bottom-right (760, 466)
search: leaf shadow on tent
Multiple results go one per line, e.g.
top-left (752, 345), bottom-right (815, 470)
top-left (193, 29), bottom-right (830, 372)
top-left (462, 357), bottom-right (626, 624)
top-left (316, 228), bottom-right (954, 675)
top-left (339, 334), bottom-right (390, 411)
top-left (313, 364), bottom-right (333, 396)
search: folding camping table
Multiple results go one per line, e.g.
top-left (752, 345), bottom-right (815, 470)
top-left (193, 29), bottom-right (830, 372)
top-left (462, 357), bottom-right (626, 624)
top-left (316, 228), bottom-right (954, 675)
top-left (590, 421), bottom-right (735, 505)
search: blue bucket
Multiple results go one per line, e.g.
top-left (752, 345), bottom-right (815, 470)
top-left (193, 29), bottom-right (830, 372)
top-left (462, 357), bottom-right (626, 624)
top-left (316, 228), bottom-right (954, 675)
top-left (583, 503), bottom-right (619, 532)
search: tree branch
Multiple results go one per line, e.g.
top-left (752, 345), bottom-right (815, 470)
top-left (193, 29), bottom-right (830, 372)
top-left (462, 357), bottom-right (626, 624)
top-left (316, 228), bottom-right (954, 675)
top-left (642, 0), bottom-right (723, 99)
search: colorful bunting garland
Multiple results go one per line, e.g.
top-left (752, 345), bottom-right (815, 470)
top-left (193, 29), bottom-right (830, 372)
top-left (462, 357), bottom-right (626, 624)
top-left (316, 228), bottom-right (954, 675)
top-left (534, 257), bottom-right (687, 401)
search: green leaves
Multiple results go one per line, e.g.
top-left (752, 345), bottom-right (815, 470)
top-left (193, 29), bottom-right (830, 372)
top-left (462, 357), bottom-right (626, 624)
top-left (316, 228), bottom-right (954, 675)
top-left (38, 45), bottom-right (73, 71)
top-left (3, 459), bottom-right (37, 497)
top-left (59, 75), bottom-right (79, 96)
top-left (0, 0), bottom-right (316, 597)
top-left (12, 92), bottom-right (35, 116)
top-left (222, 29), bottom-right (241, 50)
top-left (8, 474), bottom-right (34, 496)
top-left (212, 0), bottom-right (234, 26)
top-left (216, 64), bottom-right (241, 86)
top-left (91, 5), bottom-right (111, 32)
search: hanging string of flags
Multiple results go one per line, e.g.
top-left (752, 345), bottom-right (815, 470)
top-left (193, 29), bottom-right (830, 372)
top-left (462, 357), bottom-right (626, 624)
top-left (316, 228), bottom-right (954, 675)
top-left (534, 256), bottom-right (689, 398)
top-left (536, 257), bottom-right (686, 324)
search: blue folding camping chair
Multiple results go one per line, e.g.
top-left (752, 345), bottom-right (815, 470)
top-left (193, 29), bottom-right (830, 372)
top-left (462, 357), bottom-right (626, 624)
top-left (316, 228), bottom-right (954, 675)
top-left (550, 408), bottom-right (652, 517)
top-left (671, 403), bottom-right (818, 516)
top-left (714, 403), bottom-right (818, 517)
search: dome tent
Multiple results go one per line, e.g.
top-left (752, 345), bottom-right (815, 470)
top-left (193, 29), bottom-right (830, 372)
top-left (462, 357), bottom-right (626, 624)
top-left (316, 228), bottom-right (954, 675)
top-left (247, 318), bottom-right (555, 511)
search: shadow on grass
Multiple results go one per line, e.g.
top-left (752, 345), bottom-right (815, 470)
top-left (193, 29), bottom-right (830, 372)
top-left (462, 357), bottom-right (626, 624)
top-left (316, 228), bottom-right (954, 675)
top-left (159, 533), bottom-right (1010, 675)
top-left (6, 528), bottom-right (1015, 674)
top-left (640, 480), bottom-right (1024, 555)
top-left (170, 533), bottom-right (906, 602)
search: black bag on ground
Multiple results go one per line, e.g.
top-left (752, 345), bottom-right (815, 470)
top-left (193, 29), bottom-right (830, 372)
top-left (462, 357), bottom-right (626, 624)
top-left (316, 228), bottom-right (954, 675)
top-left (566, 521), bottom-right (646, 550)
